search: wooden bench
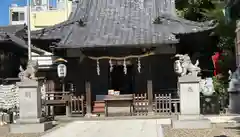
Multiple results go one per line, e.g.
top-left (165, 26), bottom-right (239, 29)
top-left (44, 92), bottom-right (71, 117)
top-left (104, 94), bottom-right (134, 117)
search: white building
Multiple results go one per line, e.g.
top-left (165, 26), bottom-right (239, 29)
top-left (9, 5), bottom-right (27, 25)
top-left (9, 0), bottom-right (73, 26)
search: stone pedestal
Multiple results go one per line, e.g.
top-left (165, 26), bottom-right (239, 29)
top-left (179, 76), bottom-right (201, 115)
top-left (172, 75), bottom-right (211, 129)
top-left (10, 80), bottom-right (53, 133)
top-left (227, 65), bottom-right (240, 114)
top-left (228, 91), bottom-right (240, 114)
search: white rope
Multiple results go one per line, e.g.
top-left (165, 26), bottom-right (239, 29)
top-left (88, 52), bottom-right (155, 60)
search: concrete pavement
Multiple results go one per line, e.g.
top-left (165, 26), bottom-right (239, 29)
top-left (41, 119), bottom-right (164, 137)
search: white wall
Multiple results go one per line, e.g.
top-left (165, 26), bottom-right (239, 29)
top-left (9, 6), bottom-right (27, 25)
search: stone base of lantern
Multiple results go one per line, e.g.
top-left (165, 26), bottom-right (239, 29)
top-left (10, 121), bottom-right (53, 133)
top-left (10, 79), bottom-right (53, 133)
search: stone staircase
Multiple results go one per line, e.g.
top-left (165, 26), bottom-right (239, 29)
top-left (92, 101), bottom-right (105, 114)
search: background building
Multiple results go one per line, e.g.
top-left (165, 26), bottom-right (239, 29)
top-left (0, 0), bottom-right (27, 26)
top-left (1, 0), bottom-right (75, 30)
top-left (9, 5), bottom-right (27, 25)
top-left (9, 0), bottom-right (73, 30)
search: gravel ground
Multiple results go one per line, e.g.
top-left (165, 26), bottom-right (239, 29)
top-left (0, 122), bottom-right (240, 137)
top-left (164, 123), bottom-right (240, 137)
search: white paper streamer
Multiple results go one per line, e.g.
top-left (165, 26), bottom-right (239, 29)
top-left (109, 59), bottom-right (113, 72)
top-left (138, 58), bottom-right (141, 73)
top-left (97, 59), bottom-right (100, 75)
top-left (123, 59), bottom-right (127, 75)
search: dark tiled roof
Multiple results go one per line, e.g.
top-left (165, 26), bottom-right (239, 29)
top-left (30, 0), bottom-right (216, 48)
top-left (0, 25), bottom-right (26, 34)
top-left (0, 26), bottom-right (44, 54)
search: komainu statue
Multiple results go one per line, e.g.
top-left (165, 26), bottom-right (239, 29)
top-left (18, 60), bottom-right (38, 81)
top-left (174, 54), bottom-right (201, 77)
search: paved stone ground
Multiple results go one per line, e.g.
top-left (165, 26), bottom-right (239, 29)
top-left (0, 122), bottom-right (67, 137)
top-left (41, 119), bottom-right (163, 137)
top-left (1, 120), bottom-right (240, 137)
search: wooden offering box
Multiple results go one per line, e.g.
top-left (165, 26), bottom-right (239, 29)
top-left (104, 94), bottom-right (133, 116)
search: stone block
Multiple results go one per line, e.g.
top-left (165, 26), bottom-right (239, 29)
top-left (17, 117), bottom-right (45, 124)
top-left (178, 76), bottom-right (201, 115)
top-left (171, 119), bottom-right (211, 129)
top-left (178, 75), bottom-right (201, 83)
top-left (10, 121), bottom-right (53, 133)
top-left (17, 81), bottom-right (42, 120)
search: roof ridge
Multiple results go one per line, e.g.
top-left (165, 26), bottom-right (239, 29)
top-left (28, 0), bottom-right (216, 48)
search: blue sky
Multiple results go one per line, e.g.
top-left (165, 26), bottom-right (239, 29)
top-left (0, 0), bottom-right (57, 26)
top-left (0, 0), bottom-right (27, 26)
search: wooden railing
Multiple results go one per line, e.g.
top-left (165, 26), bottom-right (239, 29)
top-left (70, 95), bottom-right (85, 116)
top-left (44, 92), bottom-right (71, 116)
top-left (43, 91), bottom-right (180, 117)
top-left (133, 93), bottom-right (180, 116)
top-left (133, 93), bottom-right (148, 116)
top-left (45, 92), bottom-right (70, 106)
top-left (44, 92), bottom-right (85, 117)
top-left (154, 94), bottom-right (172, 115)
top-left (154, 94), bottom-right (180, 115)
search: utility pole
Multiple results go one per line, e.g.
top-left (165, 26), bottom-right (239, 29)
top-left (236, 20), bottom-right (240, 66)
top-left (27, 0), bottom-right (32, 61)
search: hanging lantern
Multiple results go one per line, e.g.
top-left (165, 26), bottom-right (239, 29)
top-left (96, 59), bottom-right (100, 75)
top-left (109, 59), bottom-right (113, 72)
top-left (138, 57), bottom-right (141, 73)
top-left (123, 59), bottom-right (127, 75)
top-left (57, 64), bottom-right (67, 78)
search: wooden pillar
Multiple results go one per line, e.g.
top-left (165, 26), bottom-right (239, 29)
top-left (85, 81), bottom-right (92, 117)
top-left (66, 104), bottom-right (71, 117)
top-left (65, 94), bottom-right (71, 117)
top-left (147, 80), bottom-right (154, 115)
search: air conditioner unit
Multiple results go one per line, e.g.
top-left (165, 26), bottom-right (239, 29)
top-left (33, 0), bottom-right (48, 6)
top-left (32, 0), bottom-right (43, 6)
top-left (34, 6), bottom-right (44, 11)
top-left (32, 0), bottom-right (48, 11)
